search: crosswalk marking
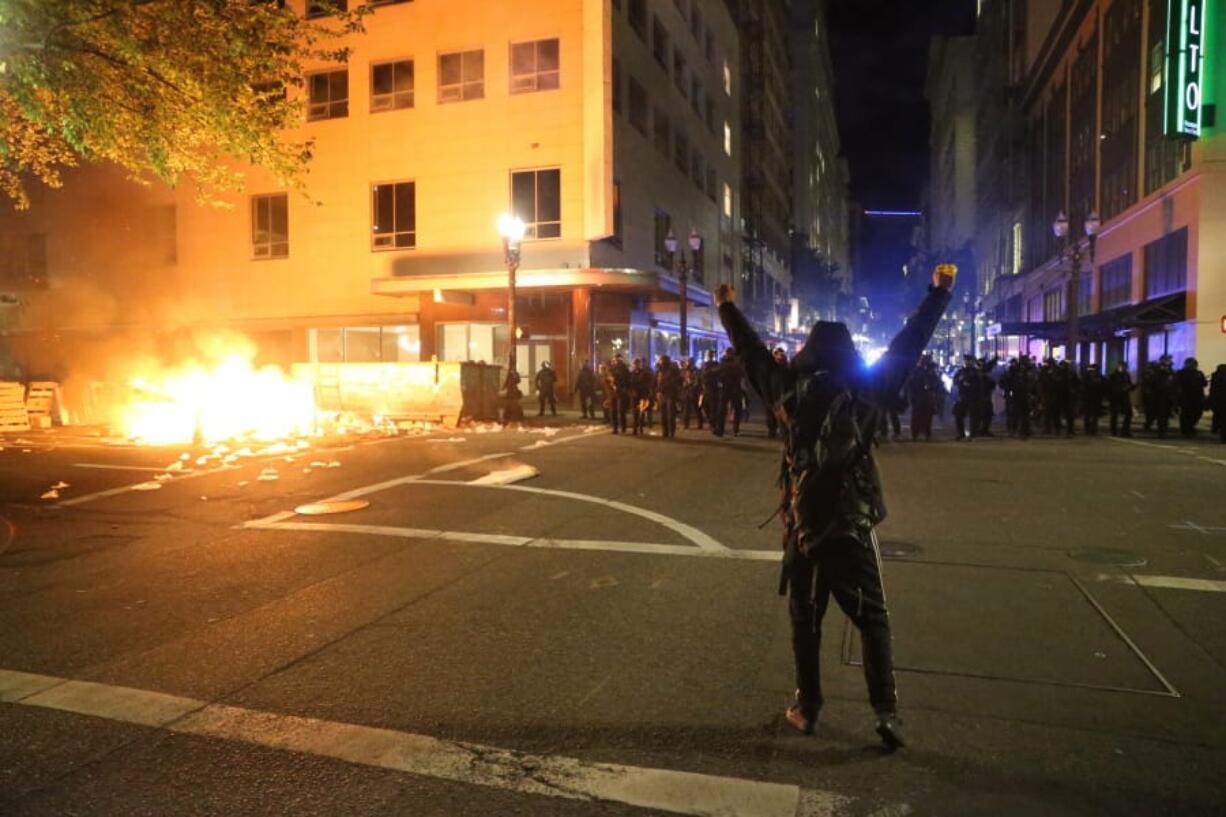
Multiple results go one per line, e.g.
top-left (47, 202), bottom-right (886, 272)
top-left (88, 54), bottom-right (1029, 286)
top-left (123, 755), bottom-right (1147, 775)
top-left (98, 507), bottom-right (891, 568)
top-left (0, 668), bottom-right (853, 817)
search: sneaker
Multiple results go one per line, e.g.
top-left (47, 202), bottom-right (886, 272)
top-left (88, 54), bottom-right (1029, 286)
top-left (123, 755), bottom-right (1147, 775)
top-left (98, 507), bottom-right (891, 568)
top-left (875, 712), bottom-right (906, 751)
top-left (785, 702), bottom-right (817, 735)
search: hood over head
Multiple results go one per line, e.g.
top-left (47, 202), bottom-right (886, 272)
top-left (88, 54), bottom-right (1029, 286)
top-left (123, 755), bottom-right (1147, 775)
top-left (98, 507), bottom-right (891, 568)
top-left (791, 320), bottom-right (861, 376)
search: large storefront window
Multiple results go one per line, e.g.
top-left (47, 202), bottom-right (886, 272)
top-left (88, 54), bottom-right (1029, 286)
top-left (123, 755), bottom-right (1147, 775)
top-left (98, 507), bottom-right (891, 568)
top-left (437, 322), bottom-right (505, 364)
top-left (312, 325), bottom-right (420, 362)
top-left (1143, 227), bottom-right (1188, 298)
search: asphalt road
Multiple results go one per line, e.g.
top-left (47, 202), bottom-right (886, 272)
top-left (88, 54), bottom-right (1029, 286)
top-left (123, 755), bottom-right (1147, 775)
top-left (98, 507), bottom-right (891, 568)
top-left (1, 414), bottom-right (1224, 817)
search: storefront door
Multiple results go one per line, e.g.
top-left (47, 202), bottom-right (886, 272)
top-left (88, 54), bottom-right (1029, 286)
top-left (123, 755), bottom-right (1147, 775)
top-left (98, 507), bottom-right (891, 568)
top-left (516, 342), bottom-right (552, 393)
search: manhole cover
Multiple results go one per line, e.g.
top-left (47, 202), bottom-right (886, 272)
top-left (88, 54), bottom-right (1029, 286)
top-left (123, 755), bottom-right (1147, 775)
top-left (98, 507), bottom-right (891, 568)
top-left (293, 499), bottom-right (371, 516)
top-left (1067, 547), bottom-right (1148, 567)
top-left (878, 541), bottom-right (922, 559)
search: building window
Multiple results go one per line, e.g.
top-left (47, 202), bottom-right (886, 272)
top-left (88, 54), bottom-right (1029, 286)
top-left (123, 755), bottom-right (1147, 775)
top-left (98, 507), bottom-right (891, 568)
top-left (673, 49), bottom-right (687, 97)
top-left (628, 76), bottom-right (648, 133)
top-left (438, 50), bottom-right (484, 102)
top-left (674, 129), bottom-right (689, 174)
top-left (612, 58), bottom-right (622, 113)
top-left (705, 30), bottom-right (715, 62)
top-left (1100, 253), bottom-right (1133, 310)
top-left (1011, 222), bottom-right (1023, 275)
top-left (510, 38), bottom-right (560, 94)
top-left (306, 0), bottom-right (347, 19)
top-left (654, 209), bottom-right (672, 267)
top-left (370, 60), bottom-right (414, 111)
top-left (722, 182), bottom-right (733, 218)
top-left (0, 234), bottom-right (47, 288)
top-left (690, 78), bottom-right (703, 116)
top-left (705, 167), bottom-right (717, 202)
top-left (1043, 288), bottom-right (1065, 321)
top-left (723, 121), bottom-right (732, 156)
top-left (652, 17), bottom-right (670, 70)
top-left (371, 181), bottom-right (417, 250)
top-left (1143, 227), bottom-right (1188, 298)
top-left (313, 325), bottom-right (421, 363)
top-left (307, 69), bottom-right (348, 120)
top-left (511, 168), bottom-right (561, 239)
top-left (690, 149), bottom-right (704, 189)
top-left (723, 60), bottom-right (732, 95)
top-left (251, 194), bottom-right (288, 259)
top-left (653, 107), bottom-right (671, 155)
top-left (691, 6), bottom-right (703, 40)
top-left (628, 0), bottom-right (647, 39)
top-left (1078, 270), bottom-right (1092, 317)
top-left (612, 180), bottom-right (623, 246)
top-left (368, 0), bottom-right (411, 6)
top-left (704, 95), bottom-right (715, 132)
top-left (1149, 41), bottom-right (1163, 93)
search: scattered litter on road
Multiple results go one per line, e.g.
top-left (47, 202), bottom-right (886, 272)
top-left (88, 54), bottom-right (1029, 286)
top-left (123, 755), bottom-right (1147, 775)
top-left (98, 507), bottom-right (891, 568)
top-left (40, 489), bottom-right (59, 500)
top-left (1094, 650), bottom-right (1107, 659)
top-left (302, 468), bottom-right (313, 474)
top-left (165, 461), bottom-right (185, 472)
top-left (257, 468), bottom-right (279, 482)
top-left (309, 461), bottom-right (328, 468)
top-left (470, 464), bottom-right (540, 485)
top-left (430, 437), bottom-right (468, 443)
top-left (153, 473), bottom-right (174, 482)
top-left (522, 427), bottom-right (560, 437)
top-left (200, 496), bottom-right (208, 501)
top-left (179, 453), bottom-right (191, 461)
top-left (51, 481), bottom-right (69, 490)
top-left (294, 499), bottom-right (371, 516)
top-left (237, 480), bottom-right (249, 488)
top-left (326, 461), bottom-right (341, 468)
top-left (130, 481), bottom-right (163, 491)
top-left (520, 440), bottom-right (552, 450)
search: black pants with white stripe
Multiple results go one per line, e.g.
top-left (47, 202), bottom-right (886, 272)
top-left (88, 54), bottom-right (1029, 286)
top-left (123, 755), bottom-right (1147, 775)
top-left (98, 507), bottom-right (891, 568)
top-left (787, 533), bottom-right (897, 717)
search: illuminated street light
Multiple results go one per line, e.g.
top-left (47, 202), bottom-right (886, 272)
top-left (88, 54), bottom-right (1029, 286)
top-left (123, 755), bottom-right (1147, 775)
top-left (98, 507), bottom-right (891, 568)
top-left (664, 228), bottom-right (702, 359)
top-left (497, 214), bottom-right (526, 423)
top-left (1051, 210), bottom-right (1099, 364)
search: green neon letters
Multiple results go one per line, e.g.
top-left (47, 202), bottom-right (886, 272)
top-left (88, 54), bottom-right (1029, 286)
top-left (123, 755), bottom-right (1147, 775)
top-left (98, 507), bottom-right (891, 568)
top-left (1165, 0), bottom-right (1206, 138)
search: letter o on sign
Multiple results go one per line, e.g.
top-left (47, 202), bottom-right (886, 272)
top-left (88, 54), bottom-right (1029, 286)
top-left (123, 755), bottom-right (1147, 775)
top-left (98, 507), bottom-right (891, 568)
top-left (1187, 82), bottom-right (1201, 112)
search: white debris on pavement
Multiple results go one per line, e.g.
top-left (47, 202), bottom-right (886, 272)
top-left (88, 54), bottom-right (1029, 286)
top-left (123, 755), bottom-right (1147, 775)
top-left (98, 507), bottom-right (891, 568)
top-left (470, 464), bottom-right (540, 485)
top-left (131, 481), bottom-right (163, 491)
top-left (40, 489), bottom-right (59, 500)
top-left (326, 461), bottom-right (341, 468)
top-left (257, 468), bottom-right (279, 482)
top-left (429, 437), bottom-right (468, 443)
top-left (51, 481), bottom-right (69, 490)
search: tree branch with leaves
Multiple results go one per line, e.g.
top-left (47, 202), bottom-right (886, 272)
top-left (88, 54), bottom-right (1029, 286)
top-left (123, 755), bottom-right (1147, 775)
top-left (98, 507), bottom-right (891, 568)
top-left (0, 0), bottom-right (365, 209)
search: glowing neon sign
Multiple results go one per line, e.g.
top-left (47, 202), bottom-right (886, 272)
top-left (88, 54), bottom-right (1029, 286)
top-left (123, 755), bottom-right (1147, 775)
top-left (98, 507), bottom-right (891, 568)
top-left (1164, 0), bottom-right (1206, 138)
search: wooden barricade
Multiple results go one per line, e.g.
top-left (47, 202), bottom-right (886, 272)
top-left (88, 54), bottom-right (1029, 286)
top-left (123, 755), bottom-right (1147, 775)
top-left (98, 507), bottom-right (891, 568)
top-left (0, 382), bottom-right (30, 433)
top-left (25, 381), bottom-right (65, 427)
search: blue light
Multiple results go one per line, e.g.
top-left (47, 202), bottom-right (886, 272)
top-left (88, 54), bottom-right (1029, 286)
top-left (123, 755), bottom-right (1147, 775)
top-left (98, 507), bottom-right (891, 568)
top-left (863, 210), bottom-right (922, 218)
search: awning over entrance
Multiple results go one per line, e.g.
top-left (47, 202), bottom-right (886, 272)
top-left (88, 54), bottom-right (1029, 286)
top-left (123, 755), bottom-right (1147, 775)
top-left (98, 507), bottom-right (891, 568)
top-left (370, 267), bottom-right (712, 306)
top-left (992, 291), bottom-right (1187, 341)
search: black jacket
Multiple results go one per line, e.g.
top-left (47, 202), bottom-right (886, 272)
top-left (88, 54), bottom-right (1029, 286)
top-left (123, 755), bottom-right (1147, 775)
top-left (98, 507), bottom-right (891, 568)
top-left (719, 285), bottom-right (951, 574)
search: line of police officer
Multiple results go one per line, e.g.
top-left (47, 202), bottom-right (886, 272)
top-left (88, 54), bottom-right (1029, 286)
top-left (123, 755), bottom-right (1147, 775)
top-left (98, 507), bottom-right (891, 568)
top-left (574, 349), bottom-right (773, 438)
top-left (934, 354), bottom-right (1226, 442)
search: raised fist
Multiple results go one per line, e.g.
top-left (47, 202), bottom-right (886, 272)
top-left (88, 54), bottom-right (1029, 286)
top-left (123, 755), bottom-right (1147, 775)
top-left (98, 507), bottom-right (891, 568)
top-left (933, 264), bottom-right (957, 291)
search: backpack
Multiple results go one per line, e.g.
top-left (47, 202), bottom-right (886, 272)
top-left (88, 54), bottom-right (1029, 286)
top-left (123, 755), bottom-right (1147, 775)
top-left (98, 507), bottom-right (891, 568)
top-left (780, 371), bottom-right (879, 559)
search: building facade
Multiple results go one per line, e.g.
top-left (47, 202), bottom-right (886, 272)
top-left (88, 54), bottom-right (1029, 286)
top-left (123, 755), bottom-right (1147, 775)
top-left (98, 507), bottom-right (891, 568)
top-left (981, 0), bottom-right (1225, 375)
top-left (730, 0), bottom-right (793, 330)
top-left (0, 0), bottom-right (743, 397)
top-left (789, 0), bottom-right (852, 325)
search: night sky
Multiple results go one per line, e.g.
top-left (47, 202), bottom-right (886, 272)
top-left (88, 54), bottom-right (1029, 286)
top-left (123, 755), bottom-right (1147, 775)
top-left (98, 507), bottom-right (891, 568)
top-left (827, 0), bottom-right (976, 209)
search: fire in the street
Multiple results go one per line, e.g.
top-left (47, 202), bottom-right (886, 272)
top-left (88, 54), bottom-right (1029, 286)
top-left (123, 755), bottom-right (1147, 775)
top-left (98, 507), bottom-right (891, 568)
top-left (118, 349), bottom-right (316, 446)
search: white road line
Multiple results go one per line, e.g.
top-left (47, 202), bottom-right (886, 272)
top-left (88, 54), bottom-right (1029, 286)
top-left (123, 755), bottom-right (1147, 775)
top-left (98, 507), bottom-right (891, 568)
top-left (1098, 573), bottom-right (1226, 593)
top-left (410, 480), bottom-right (728, 552)
top-left (58, 466), bottom-right (238, 507)
top-left (248, 521), bottom-right (776, 561)
top-left (1109, 435), bottom-right (1226, 466)
top-left (242, 451), bottom-right (516, 528)
top-left (0, 668), bottom-right (852, 817)
top-left (72, 463), bottom-right (191, 473)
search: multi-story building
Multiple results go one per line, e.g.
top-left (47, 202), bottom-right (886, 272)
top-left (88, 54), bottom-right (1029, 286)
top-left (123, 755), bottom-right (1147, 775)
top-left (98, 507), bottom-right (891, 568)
top-left (0, 0), bottom-right (743, 397)
top-left (983, 0), bottom-right (1225, 375)
top-left (789, 0), bottom-right (852, 325)
top-left (730, 0), bottom-right (793, 330)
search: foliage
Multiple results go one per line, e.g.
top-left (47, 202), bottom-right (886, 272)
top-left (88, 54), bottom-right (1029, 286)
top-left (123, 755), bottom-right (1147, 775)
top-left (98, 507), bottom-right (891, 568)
top-left (0, 0), bottom-right (365, 209)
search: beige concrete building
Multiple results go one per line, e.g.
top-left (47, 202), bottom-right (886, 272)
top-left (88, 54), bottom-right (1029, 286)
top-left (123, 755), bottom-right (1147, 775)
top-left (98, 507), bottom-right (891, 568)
top-left (0, 0), bottom-right (742, 396)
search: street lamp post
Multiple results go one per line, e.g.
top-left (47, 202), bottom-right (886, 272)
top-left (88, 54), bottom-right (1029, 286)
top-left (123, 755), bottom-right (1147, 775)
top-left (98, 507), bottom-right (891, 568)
top-left (664, 228), bottom-right (702, 359)
top-left (497, 214), bottom-right (526, 423)
top-left (1052, 210), bottom-right (1100, 363)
